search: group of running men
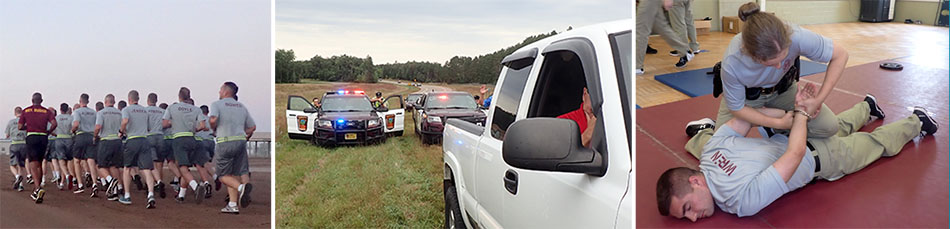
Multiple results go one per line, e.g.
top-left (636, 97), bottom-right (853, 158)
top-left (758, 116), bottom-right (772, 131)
top-left (5, 82), bottom-right (256, 214)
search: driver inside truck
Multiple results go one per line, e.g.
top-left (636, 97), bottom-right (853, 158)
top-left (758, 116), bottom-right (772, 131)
top-left (556, 87), bottom-right (596, 148)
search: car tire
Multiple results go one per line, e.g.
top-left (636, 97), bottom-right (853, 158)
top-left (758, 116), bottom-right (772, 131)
top-left (444, 182), bottom-right (466, 229)
top-left (420, 133), bottom-right (429, 145)
top-left (310, 133), bottom-right (320, 145)
top-left (394, 131), bottom-right (404, 137)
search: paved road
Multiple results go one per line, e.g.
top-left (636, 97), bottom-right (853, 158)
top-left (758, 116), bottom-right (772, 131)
top-left (379, 79), bottom-right (452, 92)
top-left (0, 158), bottom-right (271, 228)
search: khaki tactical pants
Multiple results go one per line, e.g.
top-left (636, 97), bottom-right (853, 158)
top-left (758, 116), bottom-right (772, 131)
top-left (668, 0), bottom-right (700, 51)
top-left (686, 81), bottom-right (839, 158)
top-left (636, 0), bottom-right (690, 69)
top-left (810, 103), bottom-right (921, 181)
top-left (687, 100), bottom-right (922, 182)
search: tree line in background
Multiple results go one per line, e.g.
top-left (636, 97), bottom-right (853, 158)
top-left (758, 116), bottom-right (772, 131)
top-left (275, 31), bottom-right (558, 84)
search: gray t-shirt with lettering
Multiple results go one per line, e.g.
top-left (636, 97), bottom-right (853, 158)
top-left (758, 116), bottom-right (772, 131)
top-left (146, 105), bottom-right (165, 135)
top-left (6, 118), bottom-right (25, 141)
top-left (721, 25), bottom-right (835, 111)
top-left (95, 107), bottom-right (123, 139)
top-left (54, 114), bottom-right (73, 137)
top-left (121, 104), bottom-right (150, 137)
top-left (208, 97), bottom-right (255, 139)
top-left (162, 102), bottom-right (205, 136)
top-left (196, 114), bottom-right (214, 140)
top-left (72, 106), bottom-right (97, 133)
top-left (700, 125), bottom-right (815, 217)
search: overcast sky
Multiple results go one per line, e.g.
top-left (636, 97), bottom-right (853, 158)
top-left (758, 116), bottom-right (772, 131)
top-left (0, 0), bottom-right (272, 133)
top-left (276, 0), bottom-right (632, 64)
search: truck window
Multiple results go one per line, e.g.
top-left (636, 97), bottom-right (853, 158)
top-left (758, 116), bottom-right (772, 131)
top-left (527, 50), bottom-right (586, 118)
top-left (490, 63), bottom-right (533, 140)
top-left (527, 39), bottom-right (607, 154)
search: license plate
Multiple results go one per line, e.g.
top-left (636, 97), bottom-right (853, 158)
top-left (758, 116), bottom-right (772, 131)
top-left (344, 133), bottom-right (357, 140)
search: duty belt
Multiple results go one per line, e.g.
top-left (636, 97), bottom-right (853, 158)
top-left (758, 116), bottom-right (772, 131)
top-left (744, 58), bottom-right (801, 100)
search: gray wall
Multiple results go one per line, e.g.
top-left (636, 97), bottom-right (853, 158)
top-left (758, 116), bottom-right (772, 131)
top-left (766, 0), bottom-right (863, 25)
top-left (679, 0), bottom-right (943, 32)
top-left (894, 0), bottom-right (942, 25)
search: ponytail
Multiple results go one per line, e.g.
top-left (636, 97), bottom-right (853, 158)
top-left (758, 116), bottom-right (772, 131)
top-left (738, 2), bottom-right (791, 62)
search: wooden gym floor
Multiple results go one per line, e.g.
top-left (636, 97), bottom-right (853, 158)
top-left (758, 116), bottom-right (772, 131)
top-left (637, 22), bottom-right (950, 108)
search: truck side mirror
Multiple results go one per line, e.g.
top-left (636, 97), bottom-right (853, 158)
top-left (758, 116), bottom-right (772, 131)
top-left (303, 108), bottom-right (318, 113)
top-left (375, 106), bottom-right (389, 112)
top-left (502, 118), bottom-right (606, 176)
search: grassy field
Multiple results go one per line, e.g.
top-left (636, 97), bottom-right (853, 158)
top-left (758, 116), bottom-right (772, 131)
top-left (275, 81), bottom-right (445, 228)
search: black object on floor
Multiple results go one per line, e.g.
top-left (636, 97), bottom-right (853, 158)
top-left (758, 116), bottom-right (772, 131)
top-left (880, 62), bottom-right (903, 71)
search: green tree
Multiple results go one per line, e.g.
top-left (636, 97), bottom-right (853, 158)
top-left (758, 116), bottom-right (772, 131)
top-left (275, 49), bottom-right (299, 83)
top-left (280, 31), bottom-right (559, 84)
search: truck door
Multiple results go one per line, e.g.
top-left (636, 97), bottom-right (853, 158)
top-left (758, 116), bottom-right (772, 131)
top-left (497, 36), bottom-right (630, 228)
top-left (472, 48), bottom-right (537, 227)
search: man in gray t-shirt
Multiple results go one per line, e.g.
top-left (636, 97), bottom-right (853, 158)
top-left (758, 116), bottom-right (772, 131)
top-left (162, 87), bottom-right (211, 204)
top-left (94, 94), bottom-right (124, 200)
top-left (52, 104), bottom-right (74, 190)
top-left (7, 107), bottom-right (26, 191)
top-left (656, 93), bottom-right (938, 222)
top-left (209, 82), bottom-right (256, 214)
top-left (71, 93), bottom-right (99, 195)
top-left (119, 90), bottom-right (157, 207)
top-left (144, 93), bottom-right (169, 199)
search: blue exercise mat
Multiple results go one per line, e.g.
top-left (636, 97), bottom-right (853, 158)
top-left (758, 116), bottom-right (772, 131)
top-left (799, 59), bottom-right (828, 76)
top-left (655, 60), bottom-right (828, 97)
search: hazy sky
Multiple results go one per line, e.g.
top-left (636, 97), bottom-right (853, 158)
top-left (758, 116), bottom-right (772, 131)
top-left (0, 1), bottom-right (272, 132)
top-left (276, 0), bottom-right (632, 64)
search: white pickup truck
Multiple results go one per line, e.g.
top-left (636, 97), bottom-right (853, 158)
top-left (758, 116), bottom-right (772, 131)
top-left (441, 20), bottom-right (632, 228)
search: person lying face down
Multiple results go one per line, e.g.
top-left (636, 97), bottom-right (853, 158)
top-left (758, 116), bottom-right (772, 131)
top-left (657, 83), bottom-right (939, 222)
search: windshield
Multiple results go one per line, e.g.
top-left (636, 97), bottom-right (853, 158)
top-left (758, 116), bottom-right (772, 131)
top-left (407, 94), bottom-right (423, 103)
top-left (321, 96), bottom-right (374, 112)
top-left (425, 94), bottom-right (477, 109)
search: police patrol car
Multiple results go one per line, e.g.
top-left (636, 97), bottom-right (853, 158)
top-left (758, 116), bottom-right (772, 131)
top-left (285, 90), bottom-right (404, 146)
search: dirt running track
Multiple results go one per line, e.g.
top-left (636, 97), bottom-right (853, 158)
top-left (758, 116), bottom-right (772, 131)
top-left (0, 157), bottom-right (271, 228)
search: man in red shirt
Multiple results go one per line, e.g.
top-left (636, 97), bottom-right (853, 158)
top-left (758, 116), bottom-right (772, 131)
top-left (18, 92), bottom-right (57, 203)
top-left (556, 87), bottom-right (596, 148)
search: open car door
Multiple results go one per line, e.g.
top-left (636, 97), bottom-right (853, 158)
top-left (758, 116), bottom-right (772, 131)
top-left (286, 95), bottom-right (318, 140)
top-left (379, 95), bottom-right (405, 136)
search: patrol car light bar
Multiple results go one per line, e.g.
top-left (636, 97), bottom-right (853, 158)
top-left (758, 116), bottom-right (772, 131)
top-left (335, 90), bottom-right (366, 95)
